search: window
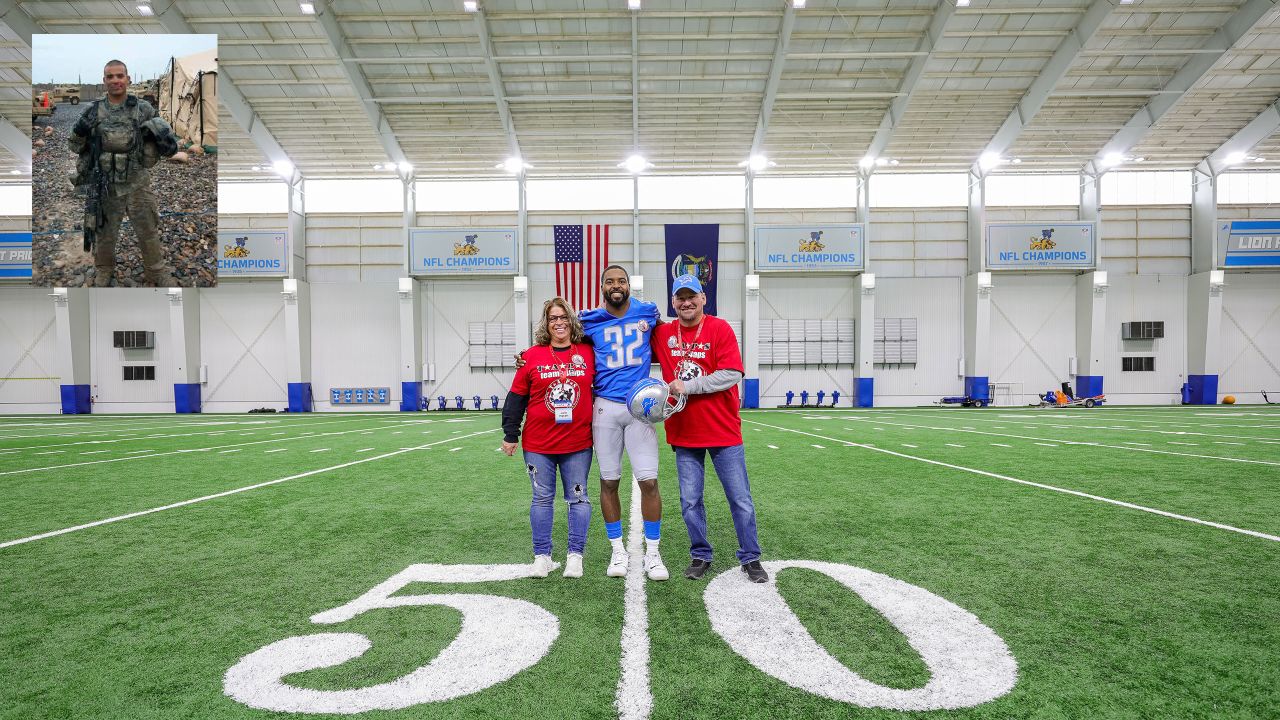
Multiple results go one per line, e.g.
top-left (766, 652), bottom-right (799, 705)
top-left (870, 174), bottom-right (967, 208)
top-left (638, 176), bottom-right (745, 210)
top-left (113, 331), bottom-right (155, 349)
top-left (526, 178), bottom-right (633, 211)
top-left (305, 179), bottom-right (405, 213)
top-left (1121, 357), bottom-right (1155, 372)
top-left (985, 174), bottom-right (1079, 206)
top-left (416, 180), bottom-right (519, 212)
top-left (218, 182), bottom-right (288, 214)
top-left (1101, 172), bottom-right (1191, 205)
top-left (1121, 321), bottom-right (1164, 340)
top-left (123, 365), bottom-right (156, 381)
top-left (753, 177), bottom-right (860, 209)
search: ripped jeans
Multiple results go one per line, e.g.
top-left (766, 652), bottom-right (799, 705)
top-left (524, 448), bottom-right (593, 556)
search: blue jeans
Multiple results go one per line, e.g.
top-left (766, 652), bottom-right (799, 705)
top-left (673, 444), bottom-right (761, 564)
top-left (524, 448), bottom-right (593, 556)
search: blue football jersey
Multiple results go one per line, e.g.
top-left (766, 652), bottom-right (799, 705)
top-left (579, 300), bottom-right (662, 402)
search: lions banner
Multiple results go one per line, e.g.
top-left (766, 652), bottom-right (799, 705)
top-left (985, 222), bottom-right (1096, 270)
top-left (755, 224), bottom-right (864, 273)
top-left (409, 228), bottom-right (518, 276)
top-left (1218, 220), bottom-right (1280, 268)
top-left (665, 224), bottom-right (718, 316)
top-left (0, 232), bottom-right (32, 279)
top-left (217, 231), bottom-right (287, 277)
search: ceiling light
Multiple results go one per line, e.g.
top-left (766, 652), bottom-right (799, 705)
top-left (956, 0), bottom-right (971, 6)
top-left (739, 154), bottom-right (774, 172)
top-left (1100, 152), bottom-right (1125, 168)
top-left (1119, 0), bottom-right (1135, 4)
top-left (627, 0), bottom-right (641, 9)
top-left (1011, 157), bottom-right (1022, 164)
top-left (137, 2), bottom-right (154, 15)
top-left (464, 0), bottom-right (479, 11)
top-left (372, 163), bottom-right (384, 171)
top-left (979, 152), bottom-right (1004, 171)
top-left (299, 1), bottom-right (315, 14)
top-left (8, 169), bottom-right (19, 175)
top-left (858, 156), bottom-right (876, 170)
top-left (619, 154), bottom-right (653, 173)
top-left (1133, 157), bottom-right (1145, 163)
top-left (791, 0), bottom-right (806, 8)
top-left (499, 157), bottom-right (531, 174)
top-left (1254, 156), bottom-right (1266, 163)
top-left (397, 161), bottom-right (413, 174)
top-left (1225, 151), bottom-right (1248, 166)
top-left (272, 159), bottom-right (294, 178)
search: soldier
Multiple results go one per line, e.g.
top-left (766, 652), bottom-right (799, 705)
top-left (69, 59), bottom-right (178, 287)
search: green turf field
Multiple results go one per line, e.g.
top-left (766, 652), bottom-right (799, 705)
top-left (2, 407), bottom-right (1279, 719)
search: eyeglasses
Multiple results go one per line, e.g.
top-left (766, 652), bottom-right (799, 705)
top-left (547, 314), bottom-right (570, 325)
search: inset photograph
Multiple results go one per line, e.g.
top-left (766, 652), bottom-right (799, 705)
top-left (31, 34), bottom-right (217, 287)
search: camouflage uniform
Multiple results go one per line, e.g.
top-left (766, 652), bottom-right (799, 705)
top-left (70, 95), bottom-right (172, 287)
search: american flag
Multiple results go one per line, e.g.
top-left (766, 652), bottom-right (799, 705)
top-left (553, 224), bottom-right (609, 312)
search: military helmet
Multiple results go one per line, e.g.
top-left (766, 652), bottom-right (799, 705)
top-left (626, 377), bottom-right (686, 425)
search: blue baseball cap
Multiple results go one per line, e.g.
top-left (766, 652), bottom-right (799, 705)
top-left (672, 274), bottom-right (703, 295)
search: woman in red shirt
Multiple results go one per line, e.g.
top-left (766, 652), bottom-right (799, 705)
top-left (501, 298), bottom-right (596, 578)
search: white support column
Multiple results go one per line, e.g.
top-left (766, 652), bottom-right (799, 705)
top-left (287, 173), bottom-right (306, 281)
top-left (513, 276), bottom-right (530, 354)
top-left (1074, 271), bottom-right (1107, 399)
top-left (167, 288), bottom-right (202, 413)
top-left (856, 171), bottom-right (870, 225)
top-left (744, 170), bottom-right (756, 275)
top-left (1080, 171), bottom-right (1101, 224)
top-left (1185, 270), bottom-right (1226, 405)
top-left (967, 169), bottom-right (985, 271)
top-left (963, 272), bottom-right (993, 404)
top-left (397, 277), bottom-right (422, 411)
top-left (743, 274), bottom-right (760, 408)
top-left (854, 274), bottom-right (875, 408)
top-left (402, 177), bottom-right (416, 274)
top-left (1191, 167), bottom-right (1219, 275)
top-left (283, 278), bottom-right (313, 411)
top-left (52, 288), bottom-right (91, 413)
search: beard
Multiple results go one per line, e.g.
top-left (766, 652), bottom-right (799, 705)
top-left (604, 288), bottom-right (629, 309)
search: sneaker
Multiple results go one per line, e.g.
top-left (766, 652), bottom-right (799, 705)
top-left (563, 552), bottom-right (583, 578)
top-left (683, 559), bottom-right (712, 580)
top-left (606, 548), bottom-right (628, 577)
top-left (741, 560), bottom-right (769, 583)
top-left (645, 551), bottom-right (669, 581)
top-left (532, 554), bottom-right (560, 578)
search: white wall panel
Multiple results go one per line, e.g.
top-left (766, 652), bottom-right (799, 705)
top-left (311, 283), bottom-right (401, 412)
top-left (422, 278), bottom-right (516, 405)
top-left (306, 214), bottom-right (403, 283)
top-left (988, 274), bottom-right (1077, 396)
top-left (867, 208), bottom-right (965, 278)
top-left (871, 277), bottom-right (963, 406)
top-left (90, 289), bottom-right (175, 412)
top-left (757, 275), bottom-right (857, 407)
top-left (0, 287), bottom-right (59, 412)
top-left (200, 284), bottom-right (289, 413)
top-left (1219, 272), bottom-right (1280, 404)
top-left (1103, 274), bottom-right (1187, 402)
top-left (1100, 206), bottom-right (1191, 276)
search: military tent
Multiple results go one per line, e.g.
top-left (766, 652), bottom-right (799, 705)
top-left (157, 48), bottom-right (217, 148)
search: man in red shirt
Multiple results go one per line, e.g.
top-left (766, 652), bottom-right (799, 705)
top-left (653, 274), bottom-right (766, 583)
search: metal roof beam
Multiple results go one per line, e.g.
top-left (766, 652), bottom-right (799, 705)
top-left (863, 0), bottom-right (956, 170)
top-left (1084, 0), bottom-right (1279, 176)
top-left (1196, 99), bottom-right (1280, 177)
top-left (971, 0), bottom-right (1114, 177)
top-left (150, 1), bottom-right (296, 179)
top-left (313, 0), bottom-right (410, 175)
top-left (748, 4), bottom-right (796, 159)
top-left (0, 1), bottom-right (39, 165)
top-left (474, 6), bottom-right (522, 161)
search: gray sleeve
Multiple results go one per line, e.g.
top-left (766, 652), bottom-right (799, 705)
top-left (683, 369), bottom-right (743, 395)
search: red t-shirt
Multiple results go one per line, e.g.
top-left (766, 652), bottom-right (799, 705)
top-left (653, 315), bottom-right (744, 448)
top-left (509, 343), bottom-right (595, 454)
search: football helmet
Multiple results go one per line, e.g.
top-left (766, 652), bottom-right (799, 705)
top-left (626, 377), bottom-right (686, 425)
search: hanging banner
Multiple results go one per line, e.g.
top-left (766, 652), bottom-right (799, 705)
top-left (985, 222), bottom-right (1096, 270)
top-left (409, 228), bottom-right (518, 276)
top-left (217, 231), bottom-right (287, 277)
top-left (665, 224), bottom-right (719, 316)
top-left (1219, 220), bottom-right (1280, 268)
top-left (755, 224), bottom-right (864, 273)
top-left (0, 232), bottom-right (32, 279)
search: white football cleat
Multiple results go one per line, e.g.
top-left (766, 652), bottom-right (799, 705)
top-left (606, 548), bottom-right (628, 577)
top-left (563, 552), bottom-right (584, 578)
top-left (644, 550), bottom-right (669, 581)
top-left (532, 554), bottom-right (560, 578)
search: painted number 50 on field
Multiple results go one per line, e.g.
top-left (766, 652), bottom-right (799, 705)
top-left (224, 560), bottom-right (1017, 714)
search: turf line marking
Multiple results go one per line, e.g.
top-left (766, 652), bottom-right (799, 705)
top-left (1168, 442), bottom-right (1198, 446)
top-left (990, 443), bottom-right (1011, 448)
top-left (219, 449), bottom-right (242, 454)
top-left (0, 422), bottom-right (406, 477)
top-left (81, 450), bottom-right (109, 455)
top-left (449, 447), bottom-right (463, 452)
top-left (0, 429), bottom-right (499, 550)
top-left (745, 420), bottom-right (1280, 543)
top-left (1034, 442), bottom-right (1058, 448)
top-left (34, 450), bottom-right (63, 455)
top-left (811, 444), bottom-right (825, 449)
top-left (0, 416), bottom-right (380, 453)
top-left (264, 449), bottom-right (288, 454)
top-left (1122, 442), bottom-right (1151, 447)
top-left (1214, 441), bottom-right (1246, 446)
top-left (767, 445), bottom-right (778, 449)
top-left (356, 448), bottom-right (375, 453)
top-left (901, 443), bottom-right (917, 448)
top-left (839, 416), bottom-right (1280, 468)
top-left (946, 443), bottom-right (965, 448)
top-left (616, 477), bottom-right (652, 720)
top-left (310, 448), bottom-right (330, 453)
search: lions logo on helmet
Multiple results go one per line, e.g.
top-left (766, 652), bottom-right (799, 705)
top-left (626, 377), bottom-right (686, 424)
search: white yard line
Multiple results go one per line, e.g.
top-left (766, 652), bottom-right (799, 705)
top-left (1168, 442), bottom-right (1198, 446)
top-left (449, 447), bottom-right (463, 452)
top-left (264, 449), bottom-right (287, 454)
top-left (945, 443), bottom-right (965, 448)
top-left (990, 443), bottom-right (1012, 448)
top-left (901, 443), bottom-right (917, 448)
top-left (615, 478), bottom-right (653, 720)
top-left (310, 448), bottom-right (330, 453)
top-left (767, 445), bottom-right (778, 450)
top-left (0, 416), bottom-right (377, 453)
top-left (0, 430), bottom-right (499, 550)
top-left (1034, 442), bottom-right (1058, 448)
top-left (219, 449), bottom-right (242, 454)
top-left (356, 448), bottom-right (375, 453)
top-left (80, 450), bottom-right (109, 455)
top-left (811, 444), bottom-right (825, 449)
top-left (746, 420), bottom-right (1280, 544)
top-left (1122, 442), bottom-right (1152, 447)
top-left (839, 416), bottom-right (1280, 468)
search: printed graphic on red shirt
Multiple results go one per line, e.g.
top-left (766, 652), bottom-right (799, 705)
top-left (510, 344), bottom-right (594, 454)
top-left (653, 316), bottom-right (744, 448)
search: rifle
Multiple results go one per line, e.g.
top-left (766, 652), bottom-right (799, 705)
top-left (82, 125), bottom-right (108, 253)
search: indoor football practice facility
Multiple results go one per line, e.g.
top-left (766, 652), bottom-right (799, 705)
top-left (1, 2), bottom-right (1279, 719)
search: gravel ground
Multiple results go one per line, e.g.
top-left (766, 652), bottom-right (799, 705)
top-left (31, 101), bottom-right (217, 288)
